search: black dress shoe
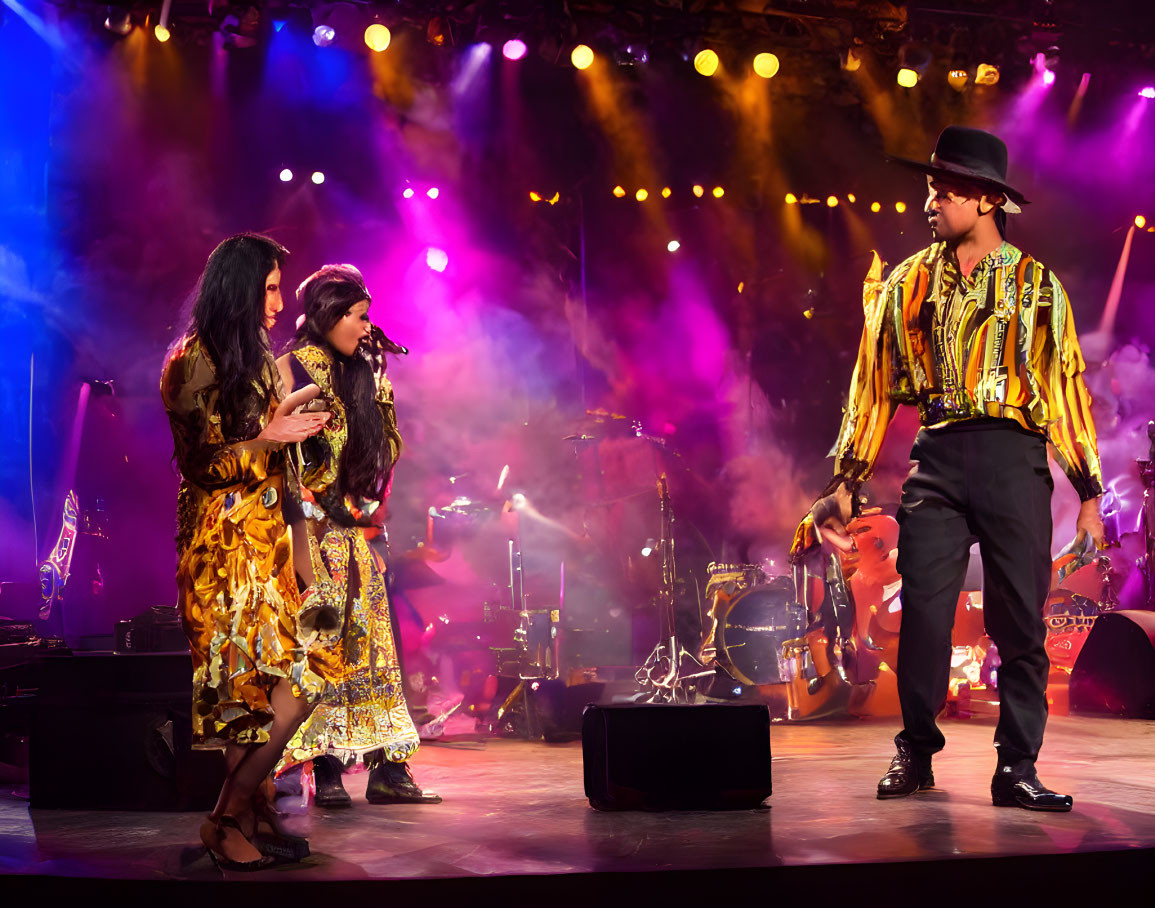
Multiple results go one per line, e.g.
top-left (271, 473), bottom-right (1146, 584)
top-left (877, 739), bottom-right (934, 799)
top-left (312, 755), bottom-right (352, 809)
top-left (365, 761), bottom-right (442, 805)
top-left (991, 767), bottom-right (1073, 811)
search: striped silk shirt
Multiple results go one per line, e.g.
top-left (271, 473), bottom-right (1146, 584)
top-left (791, 240), bottom-right (1104, 559)
top-left (837, 240), bottom-right (1102, 500)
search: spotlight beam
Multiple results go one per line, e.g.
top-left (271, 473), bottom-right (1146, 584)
top-left (1, 0), bottom-right (66, 49)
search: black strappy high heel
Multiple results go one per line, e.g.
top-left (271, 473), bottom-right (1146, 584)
top-left (201, 814), bottom-right (275, 873)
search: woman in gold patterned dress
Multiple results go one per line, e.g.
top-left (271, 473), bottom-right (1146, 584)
top-left (275, 264), bottom-right (437, 806)
top-left (160, 234), bottom-right (338, 869)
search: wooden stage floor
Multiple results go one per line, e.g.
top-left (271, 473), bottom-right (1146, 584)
top-left (2, 713), bottom-right (1153, 901)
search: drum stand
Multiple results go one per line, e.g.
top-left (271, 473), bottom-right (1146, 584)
top-left (492, 537), bottom-right (558, 736)
top-left (635, 475), bottom-right (713, 703)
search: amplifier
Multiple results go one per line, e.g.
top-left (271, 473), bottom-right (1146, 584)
top-left (582, 703), bottom-right (771, 810)
top-left (114, 606), bottom-right (187, 654)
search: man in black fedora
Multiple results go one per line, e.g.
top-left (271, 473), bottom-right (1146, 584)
top-left (791, 126), bottom-right (1104, 811)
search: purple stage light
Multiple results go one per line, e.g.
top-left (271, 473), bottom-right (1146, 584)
top-left (313, 25), bottom-right (335, 47)
top-left (427, 187), bottom-right (440, 199)
top-left (1140, 87), bottom-right (1155, 99)
top-left (403, 187), bottom-right (415, 199)
top-left (503, 39), bottom-right (527, 61)
top-left (426, 248), bottom-right (449, 272)
top-left (1043, 69), bottom-right (1056, 86)
top-left (279, 168), bottom-right (293, 182)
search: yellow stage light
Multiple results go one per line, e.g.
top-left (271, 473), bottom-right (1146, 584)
top-left (572, 44), bottom-right (594, 70)
top-left (712, 186), bottom-right (724, 198)
top-left (364, 24), bottom-right (391, 52)
top-left (785, 193), bottom-right (798, 204)
top-left (847, 193), bottom-right (856, 203)
top-left (803, 308), bottom-right (814, 319)
top-left (529, 191), bottom-right (542, 202)
top-left (1136, 215), bottom-right (1147, 229)
top-left (692, 184), bottom-right (705, 198)
top-left (948, 69), bottom-right (968, 91)
top-left (154, 23), bottom-right (171, 42)
top-left (636, 188), bottom-right (649, 201)
top-left (895, 201), bottom-right (907, 213)
top-left (975, 64), bottom-right (1000, 86)
top-left (826, 195), bottom-right (838, 208)
top-left (694, 49), bottom-right (720, 77)
top-left (612, 185), bottom-right (626, 198)
top-left (842, 47), bottom-right (862, 72)
top-left (737, 282), bottom-right (745, 294)
top-left (870, 202), bottom-right (881, 213)
top-left (753, 52), bottom-right (780, 79)
top-left (897, 67), bottom-right (919, 88)
top-left (547, 192), bottom-right (559, 205)
top-left (661, 187), bottom-right (672, 198)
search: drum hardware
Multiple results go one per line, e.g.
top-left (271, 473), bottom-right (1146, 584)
top-left (713, 578), bottom-right (808, 687)
top-left (700, 562), bottom-right (766, 662)
top-left (492, 526), bottom-right (561, 736)
top-left (634, 475), bottom-right (712, 702)
top-left (778, 521), bottom-right (904, 716)
top-left (823, 551), bottom-right (854, 655)
top-left (1097, 557), bottom-right (1119, 612)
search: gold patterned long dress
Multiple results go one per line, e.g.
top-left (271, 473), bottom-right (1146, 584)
top-left (280, 343), bottom-right (420, 768)
top-left (160, 335), bottom-right (339, 747)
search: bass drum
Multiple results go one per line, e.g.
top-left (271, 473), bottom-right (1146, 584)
top-left (716, 577), bottom-right (808, 687)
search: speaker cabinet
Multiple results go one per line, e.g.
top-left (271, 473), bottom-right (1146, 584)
top-left (582, 703), bottom-right (771, 810)
top-left (1070, 611), bottom-right (1155, 719)
top-left (28, 652), bottom-right (224, 809)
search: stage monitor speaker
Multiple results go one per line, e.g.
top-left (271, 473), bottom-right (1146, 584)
top-left (1069, 610), bottom-right (1155, 719)
top-left (29, 652), bottom-right (225, 809)
top-left (582, 703), bottom-right (771, 810)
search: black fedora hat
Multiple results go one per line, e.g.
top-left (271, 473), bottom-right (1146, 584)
top-left (891, 125), bottom-right (1029, 214)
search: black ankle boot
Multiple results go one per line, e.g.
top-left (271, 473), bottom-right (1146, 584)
top-left (877, 737), bottom-right (934, 799)
top-left (365, 760), bottom-right (442, 805)
top-left (991, 765), bottom-right (1072, 811)
top-left (312, 755), bottom-right (352, 809)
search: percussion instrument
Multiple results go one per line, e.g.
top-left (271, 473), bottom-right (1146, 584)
top-left (700, 562), bottom-right (765, 661)
top-left (714, 576), bottom-right (808, 687)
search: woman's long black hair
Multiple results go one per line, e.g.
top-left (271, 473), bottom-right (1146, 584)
top-left (291, 264), bottom-right (399, 502)
top-left (190, 233), bottom-right (288, 440)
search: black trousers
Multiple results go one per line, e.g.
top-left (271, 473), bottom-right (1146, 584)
top-left (895, 419), bottom-right (1053, 772)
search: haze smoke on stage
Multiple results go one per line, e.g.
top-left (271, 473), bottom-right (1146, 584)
top-left (4, 4), bottom-right (1155, 632)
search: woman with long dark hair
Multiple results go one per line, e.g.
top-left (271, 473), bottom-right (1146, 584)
top-left (160, 234), bottom-right (339, 870)
top-left (275, 264), bottom-right (437, 806)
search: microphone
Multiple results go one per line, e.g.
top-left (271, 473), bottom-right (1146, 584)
top-left (379, 334), bottom-right (409, 355)
top-left (369, 324), bottom-right (409, 356)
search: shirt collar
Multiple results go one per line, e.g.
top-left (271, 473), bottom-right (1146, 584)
top-left (938, 241), bottom-right (1017, 285)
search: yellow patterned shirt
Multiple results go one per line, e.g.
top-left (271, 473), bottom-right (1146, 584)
top-left (792, 241), bottom-right (1102, 556)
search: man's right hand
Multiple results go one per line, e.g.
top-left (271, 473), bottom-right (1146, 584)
top-left (811, 482), bottom-right (856, 553)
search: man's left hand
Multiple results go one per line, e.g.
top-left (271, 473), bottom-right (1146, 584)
top-left (1074, 496), bottom-right (1105, 551)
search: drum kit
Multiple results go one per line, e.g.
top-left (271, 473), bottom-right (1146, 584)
top-left (397, 410), bottom-right (831, 718)
top-left (398, 414), bottom-right (1148, 729)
